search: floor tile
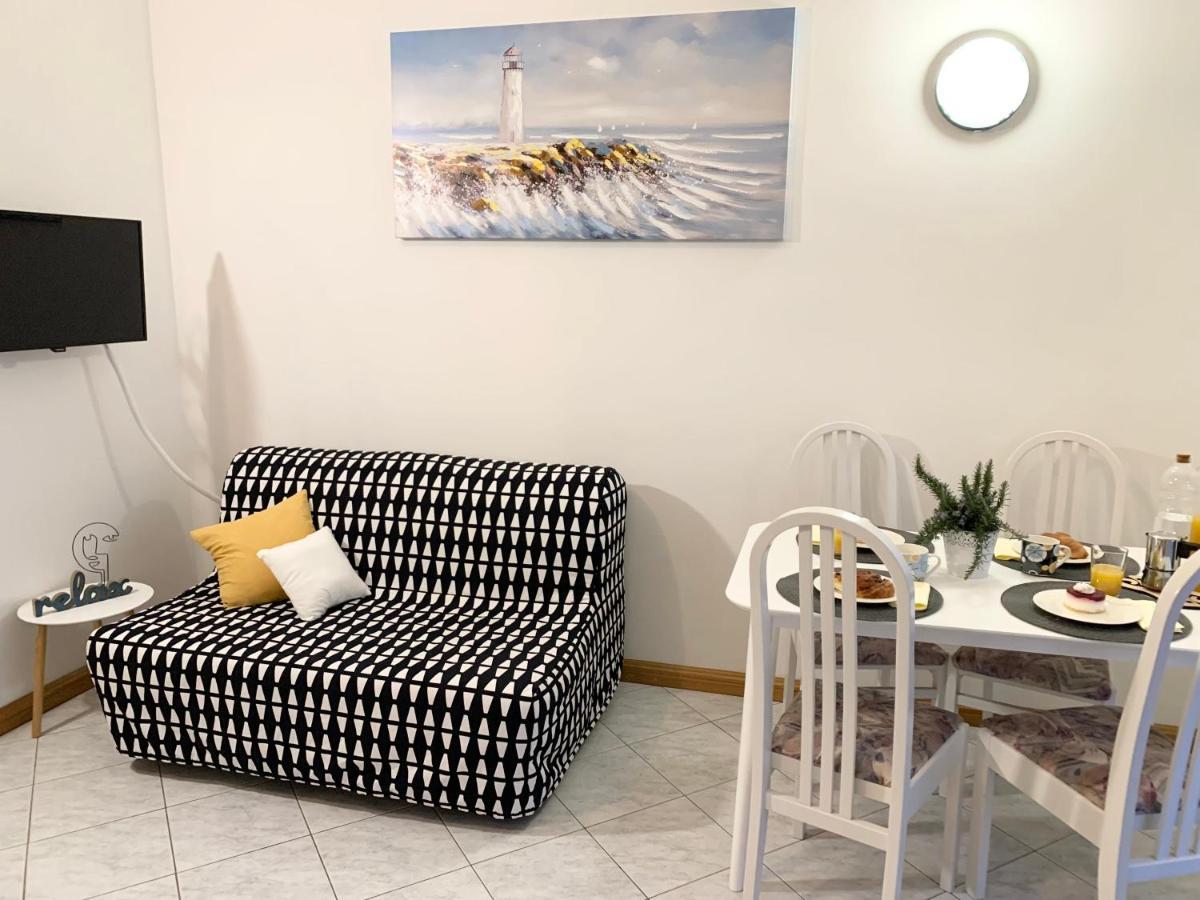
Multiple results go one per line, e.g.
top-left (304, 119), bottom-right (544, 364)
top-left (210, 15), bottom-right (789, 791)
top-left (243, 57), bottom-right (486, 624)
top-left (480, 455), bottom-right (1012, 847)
top-left (101, 875), bottom-right (181, 898)
top-left (0, 692), bottom-right (105, 744)
top-left (30, 759), bottom-right (163, 840)
top-left (614, 680), bottom-right (654, 699)
top-left (375, 866), bottom-right (490, 899)
top-left (865, 798), bottom-right (1029, 887)
top-left (655, 866), bottom-right (799, 897)
top-left (24, 809), bottom-right (174, 900)
top-left (0, 739), bottom-right (35, 791)
top-left (439, 794), bottom-right (580, 863)
top-left (0, 845), bottom-right (25, 900)
top-left (313, 808), bottom-right (465, 899)
top-left (178, 835), bottom-right (333, 899)
top-left (574, 721), bottom-right (624, 759)
top-left (963, 785), bottom-right (1073, 851)
top-left (0, 785), bottom-right (31, 850)
top-left (589, 796), bottom-right (733, 895)
top-left (1035, 831), bottom-right (1168, 889)
top-left (294, 783), bottom-right (405, 833)
top-left (474, 830), bottom-right (642, 900)
top-left (602, 686), bottom-right (707, 742)
top-left (32, 721), bottom-right (127, 782)
top-left (687, 773), bottom-right (805, 854)
top-left (167, 786), bottom-right (308, 870)
top-left (159, 762), bottom-right (288, 807)
top-left (713, 703), bottom-right (784, 741)
top-left (632, 721), bottom-right (741, 794)
top-left (958, 851), bottom-right (1094, 900)
top-left (668, 688), bottom-right (747, 721)
top-left (555, 744), bottom-right (680, 826)
top-left (765, 829), bottom-right (943, 900)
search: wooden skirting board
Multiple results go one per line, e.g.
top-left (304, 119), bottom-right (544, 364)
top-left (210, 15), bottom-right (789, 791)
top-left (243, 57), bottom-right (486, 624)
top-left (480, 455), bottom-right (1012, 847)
top-left (0, 666), bottom-right (93, 738)
top-left (621, 657), bottom-right (1178, 738)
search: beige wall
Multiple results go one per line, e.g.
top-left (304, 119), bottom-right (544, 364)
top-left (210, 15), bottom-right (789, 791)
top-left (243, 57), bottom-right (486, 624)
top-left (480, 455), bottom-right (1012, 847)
top-left (145, 1), bottom-right (1200, 706)
top-left (0, 0), bottom-right (206, 706)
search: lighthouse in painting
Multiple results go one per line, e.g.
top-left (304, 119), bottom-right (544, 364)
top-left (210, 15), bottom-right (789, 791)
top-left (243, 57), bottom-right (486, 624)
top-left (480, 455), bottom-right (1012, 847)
top-left (499, 45), bottom-right (524, 144)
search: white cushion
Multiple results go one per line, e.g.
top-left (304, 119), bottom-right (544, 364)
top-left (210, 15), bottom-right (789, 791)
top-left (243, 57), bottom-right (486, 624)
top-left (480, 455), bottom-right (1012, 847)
top-left (256, 527), bottom-right (369, 621)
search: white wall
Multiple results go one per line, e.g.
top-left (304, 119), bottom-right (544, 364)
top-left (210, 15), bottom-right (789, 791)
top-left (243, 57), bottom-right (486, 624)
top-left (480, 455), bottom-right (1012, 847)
top-left (145, 1), bottom-right (1200, 707)
top-left (0, 0), bottom-right (206, 706)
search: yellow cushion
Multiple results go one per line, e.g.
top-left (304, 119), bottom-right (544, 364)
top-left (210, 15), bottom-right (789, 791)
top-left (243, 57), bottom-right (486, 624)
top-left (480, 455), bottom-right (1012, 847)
top-left (190, 491), bottom-right (316, 608)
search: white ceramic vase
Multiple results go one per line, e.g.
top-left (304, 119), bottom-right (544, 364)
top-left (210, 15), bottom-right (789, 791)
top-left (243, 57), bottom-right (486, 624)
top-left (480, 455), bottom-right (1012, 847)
top-left (942, 530), bottom-right (998, 580)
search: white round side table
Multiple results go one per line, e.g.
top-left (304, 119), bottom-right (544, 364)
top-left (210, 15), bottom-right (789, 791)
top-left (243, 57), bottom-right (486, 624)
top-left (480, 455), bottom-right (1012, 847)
top-left (16, 582), bottom-right (153, 738)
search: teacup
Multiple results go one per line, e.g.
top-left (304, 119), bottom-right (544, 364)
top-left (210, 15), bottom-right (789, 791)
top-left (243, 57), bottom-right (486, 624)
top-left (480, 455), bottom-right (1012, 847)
top-left (898, 543), bottom-right (941, 581)
top-left (1020, 534), bottom-right (1072, 575)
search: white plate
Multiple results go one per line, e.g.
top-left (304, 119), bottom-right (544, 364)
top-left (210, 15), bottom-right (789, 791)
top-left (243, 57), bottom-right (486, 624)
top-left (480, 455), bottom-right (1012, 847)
top-left (809, 525), bottom-right (905, 548)
top-left (1033, 589), bottom-right (1143, 626)
top-left (1057, 545), bottom-right (1102, 565)
top-left (813, 574), bottom-right (897, 605)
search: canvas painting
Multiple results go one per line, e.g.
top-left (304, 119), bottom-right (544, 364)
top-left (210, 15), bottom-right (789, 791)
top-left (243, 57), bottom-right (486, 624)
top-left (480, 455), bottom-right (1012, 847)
top-left (390, 8), bottom-right (804, 240)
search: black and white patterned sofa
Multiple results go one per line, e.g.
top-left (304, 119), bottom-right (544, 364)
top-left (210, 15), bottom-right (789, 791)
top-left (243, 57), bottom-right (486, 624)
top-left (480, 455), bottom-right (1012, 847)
top-left (87, 446), bottom-right (627, 819)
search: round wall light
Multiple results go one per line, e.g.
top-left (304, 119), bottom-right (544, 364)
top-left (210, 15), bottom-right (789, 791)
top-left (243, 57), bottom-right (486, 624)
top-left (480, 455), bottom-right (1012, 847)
top-left (931, 31), bottom-right (1035, 133)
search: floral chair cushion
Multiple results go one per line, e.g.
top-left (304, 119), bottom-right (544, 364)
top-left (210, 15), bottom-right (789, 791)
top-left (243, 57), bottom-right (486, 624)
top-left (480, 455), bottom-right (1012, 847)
top-left (815, 636), bottom-right (949, 668)
top-left (952, 647), bottom-right (1114, 701)
top-left (984, 706), bottom-right (1175, 814)
top-left (771, 687), bottom-right (962, 787)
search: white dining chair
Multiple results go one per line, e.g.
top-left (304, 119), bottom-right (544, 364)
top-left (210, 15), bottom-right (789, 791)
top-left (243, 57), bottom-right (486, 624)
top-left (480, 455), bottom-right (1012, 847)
top-left (741, 508), bottom-right (969, 899)
top-left (791, 421), bottom-right (899, 525)
top-left (947, 431), bottom-right (1128, 715)
top-left (1004, 430), bottom-right (1127, 544)
top-left (967, 551), bottom-right (1200, 899)
top-left (787, 423), bottom-right (950, 706)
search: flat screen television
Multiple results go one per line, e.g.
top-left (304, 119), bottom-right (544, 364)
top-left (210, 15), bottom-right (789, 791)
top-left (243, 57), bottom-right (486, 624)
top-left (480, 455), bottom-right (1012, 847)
top-left (0, 209), bottom-right (147, 352)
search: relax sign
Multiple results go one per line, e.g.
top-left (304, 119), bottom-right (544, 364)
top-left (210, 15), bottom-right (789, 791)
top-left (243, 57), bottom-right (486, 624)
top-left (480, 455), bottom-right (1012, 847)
top-left (34, 570), bottom-right (132, 617)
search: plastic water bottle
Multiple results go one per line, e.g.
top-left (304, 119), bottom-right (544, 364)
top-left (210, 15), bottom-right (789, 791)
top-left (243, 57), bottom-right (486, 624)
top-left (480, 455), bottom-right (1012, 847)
top-left (1153, 452), bottom-right (1197, 538)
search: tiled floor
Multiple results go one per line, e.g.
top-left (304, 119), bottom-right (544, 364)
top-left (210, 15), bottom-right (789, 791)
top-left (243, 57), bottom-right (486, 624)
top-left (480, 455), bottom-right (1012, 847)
top-left (2, 683), bottom-right (1198, 899)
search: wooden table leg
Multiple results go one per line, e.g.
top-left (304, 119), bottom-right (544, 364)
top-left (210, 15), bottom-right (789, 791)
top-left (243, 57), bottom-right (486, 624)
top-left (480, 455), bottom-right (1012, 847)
top-left (31, 624), bottom-right (47, 739)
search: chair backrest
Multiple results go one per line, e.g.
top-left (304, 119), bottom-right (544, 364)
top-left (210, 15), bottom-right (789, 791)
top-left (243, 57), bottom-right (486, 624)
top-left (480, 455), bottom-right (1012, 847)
top-left (1005, 430), bottom-right (1127, 543)
top-left (1102, 551), bottom-right (1200, 875)
top-left (220, 445), bottom-right (627, 612)
top-left (748, 507), bottom-right (916, 820)
top-left (791, 422), bottom-right (899, 524)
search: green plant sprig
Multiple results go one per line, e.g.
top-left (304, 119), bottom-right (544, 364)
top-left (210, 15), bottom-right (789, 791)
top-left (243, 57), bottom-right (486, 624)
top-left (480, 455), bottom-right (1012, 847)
top-left (913, 455), bottom-right (1022, 578)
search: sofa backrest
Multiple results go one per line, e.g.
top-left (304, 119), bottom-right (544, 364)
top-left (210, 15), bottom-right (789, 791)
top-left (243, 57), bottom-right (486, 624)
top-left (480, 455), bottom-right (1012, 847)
top-left (221, 446), bottom-right (626, 609)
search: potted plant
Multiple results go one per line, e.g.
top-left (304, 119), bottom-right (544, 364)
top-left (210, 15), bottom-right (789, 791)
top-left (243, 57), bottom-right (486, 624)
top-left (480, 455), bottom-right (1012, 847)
top-left (913, 456), bottom-right (1020, 579)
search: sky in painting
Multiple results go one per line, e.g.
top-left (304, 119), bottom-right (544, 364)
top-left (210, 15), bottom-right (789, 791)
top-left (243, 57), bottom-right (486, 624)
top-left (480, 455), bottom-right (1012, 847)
top-left (390, 8), bottom-right (798, 130)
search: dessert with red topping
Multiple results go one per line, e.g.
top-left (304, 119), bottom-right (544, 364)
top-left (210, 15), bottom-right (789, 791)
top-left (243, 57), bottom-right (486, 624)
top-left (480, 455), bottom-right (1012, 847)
top-left (1064, 582), bottom-right (1108, 614)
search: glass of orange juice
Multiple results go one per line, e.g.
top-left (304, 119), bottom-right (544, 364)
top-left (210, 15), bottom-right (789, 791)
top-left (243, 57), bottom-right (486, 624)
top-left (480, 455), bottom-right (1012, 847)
top-left (1090, 547), bottom-right (1128, 597)
top-left (1190, 515), bottom-right (1200, 544)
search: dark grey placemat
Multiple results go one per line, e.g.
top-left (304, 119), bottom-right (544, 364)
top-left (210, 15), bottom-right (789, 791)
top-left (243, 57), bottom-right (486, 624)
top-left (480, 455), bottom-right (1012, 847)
top-left (801, 527), bottom-right (932, 565)
top-left (776, 570), bottom-right (942, 622)
top-left (1000, 581), bottom-right (1192, 644)
top-left (993, 542), bottom-right (1140, 580)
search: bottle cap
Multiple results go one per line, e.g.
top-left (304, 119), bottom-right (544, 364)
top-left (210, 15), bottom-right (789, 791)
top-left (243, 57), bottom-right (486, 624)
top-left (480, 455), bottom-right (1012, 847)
top-left (1178, 453), bottom-right (1192, 464)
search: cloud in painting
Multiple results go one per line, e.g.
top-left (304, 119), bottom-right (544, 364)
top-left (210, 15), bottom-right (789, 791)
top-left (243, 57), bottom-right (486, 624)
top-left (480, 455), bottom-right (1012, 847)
top-left (390, 8), bottom-right (799, 129)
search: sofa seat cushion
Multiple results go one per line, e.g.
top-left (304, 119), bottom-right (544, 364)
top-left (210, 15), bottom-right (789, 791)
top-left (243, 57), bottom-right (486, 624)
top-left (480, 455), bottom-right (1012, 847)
top-left (88, 575), bottom-right (619, 820)
top-left (771, 687), bottom-right (962, 787)
top-left (983, 706), bottom-right (1175, 814)
top-left (952, 647), bottom-right (1114, 701)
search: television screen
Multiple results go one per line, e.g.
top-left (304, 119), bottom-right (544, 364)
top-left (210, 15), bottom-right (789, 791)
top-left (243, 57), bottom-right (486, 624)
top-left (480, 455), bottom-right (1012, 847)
top-left (0, 209), bottom-right (147, 352)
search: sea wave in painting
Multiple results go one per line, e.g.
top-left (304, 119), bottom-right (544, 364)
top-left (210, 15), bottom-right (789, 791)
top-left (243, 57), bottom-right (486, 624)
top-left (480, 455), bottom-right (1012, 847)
top-left (392, 125), bottom-right (789, 240)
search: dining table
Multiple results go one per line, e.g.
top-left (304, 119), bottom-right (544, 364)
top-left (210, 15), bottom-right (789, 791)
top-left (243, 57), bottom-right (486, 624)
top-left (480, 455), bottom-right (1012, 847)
top-left (723, 522), bottom-right (1200, 891)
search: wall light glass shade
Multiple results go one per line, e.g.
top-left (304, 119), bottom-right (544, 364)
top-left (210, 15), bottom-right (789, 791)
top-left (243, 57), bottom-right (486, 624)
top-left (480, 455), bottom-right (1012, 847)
top-left (934, 35), bottom-right (1031, 131)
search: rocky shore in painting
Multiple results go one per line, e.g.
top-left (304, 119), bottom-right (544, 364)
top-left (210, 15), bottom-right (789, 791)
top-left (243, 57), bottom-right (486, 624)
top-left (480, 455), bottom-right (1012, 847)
top-left (392, 126), bottom-right (788, 239)
top-left (392, 137), bottom-right (664, 214)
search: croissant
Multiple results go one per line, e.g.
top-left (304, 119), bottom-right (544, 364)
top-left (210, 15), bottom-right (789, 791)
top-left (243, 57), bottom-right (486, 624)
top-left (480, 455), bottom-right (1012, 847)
top-left (1046, 531), bottom-right (1089, 559)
